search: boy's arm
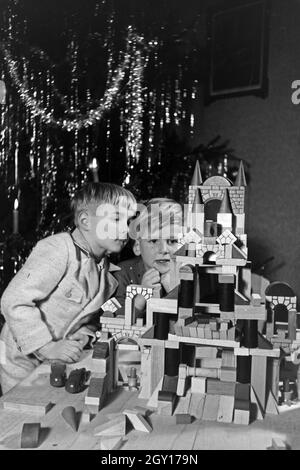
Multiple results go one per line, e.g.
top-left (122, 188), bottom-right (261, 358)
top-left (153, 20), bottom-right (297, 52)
top-left (112, 269), bottom-right (131, 316)
top-left (1, 236), bottom-right (69, 355)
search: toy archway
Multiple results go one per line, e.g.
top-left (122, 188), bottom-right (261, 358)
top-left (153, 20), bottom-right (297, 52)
top-left (114, 336), bottom-right (141, 387)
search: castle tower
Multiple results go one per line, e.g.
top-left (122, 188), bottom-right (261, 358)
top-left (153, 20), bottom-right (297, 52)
top-left (217, 188), bottom-right (233, 232)
top-left (190, 188), bottom-right (204, 233)
top-left (234, 161), bottom-right (247, 236)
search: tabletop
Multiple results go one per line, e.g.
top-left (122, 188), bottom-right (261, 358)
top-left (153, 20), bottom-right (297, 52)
top-left (0, 350), bottom-right (300, 451)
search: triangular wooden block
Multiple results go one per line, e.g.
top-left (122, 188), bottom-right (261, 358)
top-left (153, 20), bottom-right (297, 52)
top-left (100, 435), bottom-right (123, 450)
top-left (61, 406), bottom-right (78, 432)
top-left (257, 332), bottom-right (273, 350)
top-left (174, 391), bottom-right (192, 415)
top-left (147, 377), bottom-right (163, 408)
top-left (250, 386), bottom-right (264, 420)
top-left (94, 415), bottom-right (126, 437)
top-left (265, 390), bottom-right (279, 415)
top-left (124, 412), bottom-right (152, 433)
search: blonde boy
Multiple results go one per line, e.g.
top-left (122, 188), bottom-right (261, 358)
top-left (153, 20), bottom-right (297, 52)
top-left (0, 183), bottom-right (136, 393)
top-left (113, 198), bottom-right (183, 316)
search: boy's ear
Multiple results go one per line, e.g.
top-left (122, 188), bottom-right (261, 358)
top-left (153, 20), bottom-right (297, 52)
top-left (77, 210), bottom-right (91, 232)
top-left (132, 239), bottom-right (141, 256)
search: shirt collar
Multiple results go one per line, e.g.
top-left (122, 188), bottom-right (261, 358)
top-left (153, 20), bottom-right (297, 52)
top-left (71, 228), bottom-right (120, 272)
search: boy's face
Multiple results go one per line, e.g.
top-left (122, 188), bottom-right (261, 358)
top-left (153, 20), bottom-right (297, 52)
top-left (89, 201), bottom-right (135, 255)
top-left (137, 236), bottom-right (179, 274)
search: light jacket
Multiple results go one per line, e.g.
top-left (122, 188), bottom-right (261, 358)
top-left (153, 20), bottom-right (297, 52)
top-left (0, 228), bottom-right (119, 392)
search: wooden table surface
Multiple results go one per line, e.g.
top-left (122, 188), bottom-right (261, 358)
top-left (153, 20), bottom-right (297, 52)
top-left (0, 351), bottom-right (300, 450)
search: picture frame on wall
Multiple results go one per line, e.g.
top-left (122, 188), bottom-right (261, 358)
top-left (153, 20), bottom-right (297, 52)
top-left (205, 0), bottom-right (271, 103)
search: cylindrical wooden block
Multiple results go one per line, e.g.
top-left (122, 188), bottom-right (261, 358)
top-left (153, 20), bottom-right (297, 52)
top-left (165, 348), bottom-right (180, 376)
top-left (178, 280), bottom-right (194, 308)
top-left (219, 283), bottom-right (235, 312)
top-left (243, 320), bottom-right (258, 348)
top-left (193, 265), bottom-right (201, 305)
top-left (21, 423), bottom-right (41, 448)
top-left (154, 312), bottom-right (169, 340)
top-left (237, 356), bottom-right (251, 384)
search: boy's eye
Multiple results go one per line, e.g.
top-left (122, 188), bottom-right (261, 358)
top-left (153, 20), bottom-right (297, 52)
top-left (168, 239), bottom-right (178, 245)
top-left (149, 239), bottom-right (158, 244)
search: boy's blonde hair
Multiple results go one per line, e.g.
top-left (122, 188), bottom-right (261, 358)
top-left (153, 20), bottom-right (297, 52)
top-left (130, 197), bottom-right (183, 239)
top-left (71, 182), bottom-right (136, 226)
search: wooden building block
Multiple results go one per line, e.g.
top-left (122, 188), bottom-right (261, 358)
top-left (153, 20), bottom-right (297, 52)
top-left (270, 438), bottom-right (287, 450)
top-left (191, 376), bottom-right (206, 394)
top-left (204, 326), bottom-right (212, 339)
top-left (217, 395), bottom-right (235, 423)
top-left (209, 319), bottom-right (218, 331)
top-left (91, 357), bottom-right (109, 374)
top-left (94, 416), bottom-right (126, 437)
top-left (195, 346), bottom-right (218, 358)
top-left (220, 331), bottom-right (227, 340)
top-left (206, 379), bottom-right (236, 396)
top-left (100, 436), bottom-right (123, 450)
top-left (3, 398), bottom-right (52, 415)
top-left (150, 344), bottom-right (165, 395)
top-left (200, 358), bottom-right (222, 369)
top-left (157, 400), bottom-right (175, 416)
top-left (220, 367), bottom-right (237, 382)
top-left (21, 423), bottom-right (41, 449)
top-left (182, 325), bottom-right (191, 337)
top-left (265, 390), bottom-right (279, 415)
top-left (188, 393), bottom-right (205, 419)
top-left (233, 409), bottom-right (250, 425)
top-left (176, 377), bottom-right (188, 396)
top-left (251, 355), bottom-right (267, 411)
top-left (85, 376), bottom-right (107, 408)
top-left (92, 342), bottom-right (109, 359)
top-left (221, 350), bottom-right (236, 367)
top-left (227, 327), bottom-right (236, 341)
top-left (196, 326), bottom-right (205, 338)
top-left (235, 383), bottom-right (250, 402)
top-left (124, 412), bottom-right (152, 433)
top-left (202, 394), bottom-right (220, 421)
top-left (174, 391), bottom-right (192, 415)
top-left (158, 390), bottom-right (175, 402)
top-left (61, 406), bottom-right (78, 432)
top-left (218, 274), bottom-right (235, 284)
top-left (147, 377), bottom-right (163, 408)
top-left (251, 293), bottom-right (262, 306)
top-left (176, 414), bottom-right (192, 424)
top-left (212, 331), bottom-right (220, 339)
top-left (162, 375), bottom-right (178, 394)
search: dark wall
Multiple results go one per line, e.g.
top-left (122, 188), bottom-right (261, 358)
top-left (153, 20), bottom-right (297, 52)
top-left (200, 0), bottom-right (300, 298)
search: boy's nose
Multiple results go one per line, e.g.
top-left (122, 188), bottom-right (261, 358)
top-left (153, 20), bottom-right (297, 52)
top-left (157, 239), bottom-right (169, 253)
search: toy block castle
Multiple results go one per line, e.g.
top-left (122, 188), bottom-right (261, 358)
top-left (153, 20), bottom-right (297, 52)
top-left (89, 161), bottom-right (300, 425)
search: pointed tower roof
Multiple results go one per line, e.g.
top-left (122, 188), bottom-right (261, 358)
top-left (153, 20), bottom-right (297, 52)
top-left (234, 161), bottom-right (247, 187)
top-left (191, 160), bottom-right (203, 186)
top-left (219, 189), bottom-right (233, 214)
top-left (192, 189), bottom-right (204, 213)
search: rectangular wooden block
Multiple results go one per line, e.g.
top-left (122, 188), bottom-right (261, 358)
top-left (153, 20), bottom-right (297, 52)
top-left (227, 327), bottom-right (236, 341)
top-left (222, 350), bottom-right (236, 367)
top-left (200, 358), bottom-right (222, 369)
top-left (218, 274), bottom-right (235, 284)
top-left (217, 395), bottom-right (235, 423)
top-left (204, 326), bottom-right (212, 339)
top-left (251, 355), bottom-right (267, 411)
top-left (195, 347), bottom-right (218, 358)
top-left (220, 367), bottom-right (237, 382)
top-left (188, 393), bottom-right (205, 419)
top-left (220, 331), bottom-right (228, 340)
top-left (162, 375), bottom-right (178, 393)
top-left (91, 357), bottom-right (109, 374)
top-left (197, 326), bottom-right (205, 339)
top-left (177, 377), bottom-right (188, 396)
top-left (206, 379), bottom-right (236, 396)
top-left (191, 376), bottom-right (206, 394)
top-left (233, 408), bottom-right (250, 425)
top-left (176, 414), bottom-right (192, 424)
top-left (182, 325), bottom-right (191, 337)
top-left (157, 400), bottom-right (174, 416)
top-left (123, 411), bottom-right (152, 432)
top-left (2, 399), bottom-right (52, 415)
top-left (235, 383), bottom-right (250, 401)
top-left (202, 394), bottom-right (220, 421)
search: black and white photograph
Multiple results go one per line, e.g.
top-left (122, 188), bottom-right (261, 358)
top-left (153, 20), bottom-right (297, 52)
top-left (0, 0), bottom-right (299, 456)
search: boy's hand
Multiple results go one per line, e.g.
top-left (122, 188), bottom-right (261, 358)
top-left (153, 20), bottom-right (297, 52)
top-left (67, 326), bottom-right (96, 348)
top-left (160, 271), bottom-right (172, 293)
top-left (37, 339), bottom-right (83, 363)
top-left (141, 268), bottom-right (161, 289)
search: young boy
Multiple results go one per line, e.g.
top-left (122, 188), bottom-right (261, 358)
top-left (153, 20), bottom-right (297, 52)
top-left (0, 182), bottom-right (136, 393)
top-left (113, 198), bottom-right (183, 317)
